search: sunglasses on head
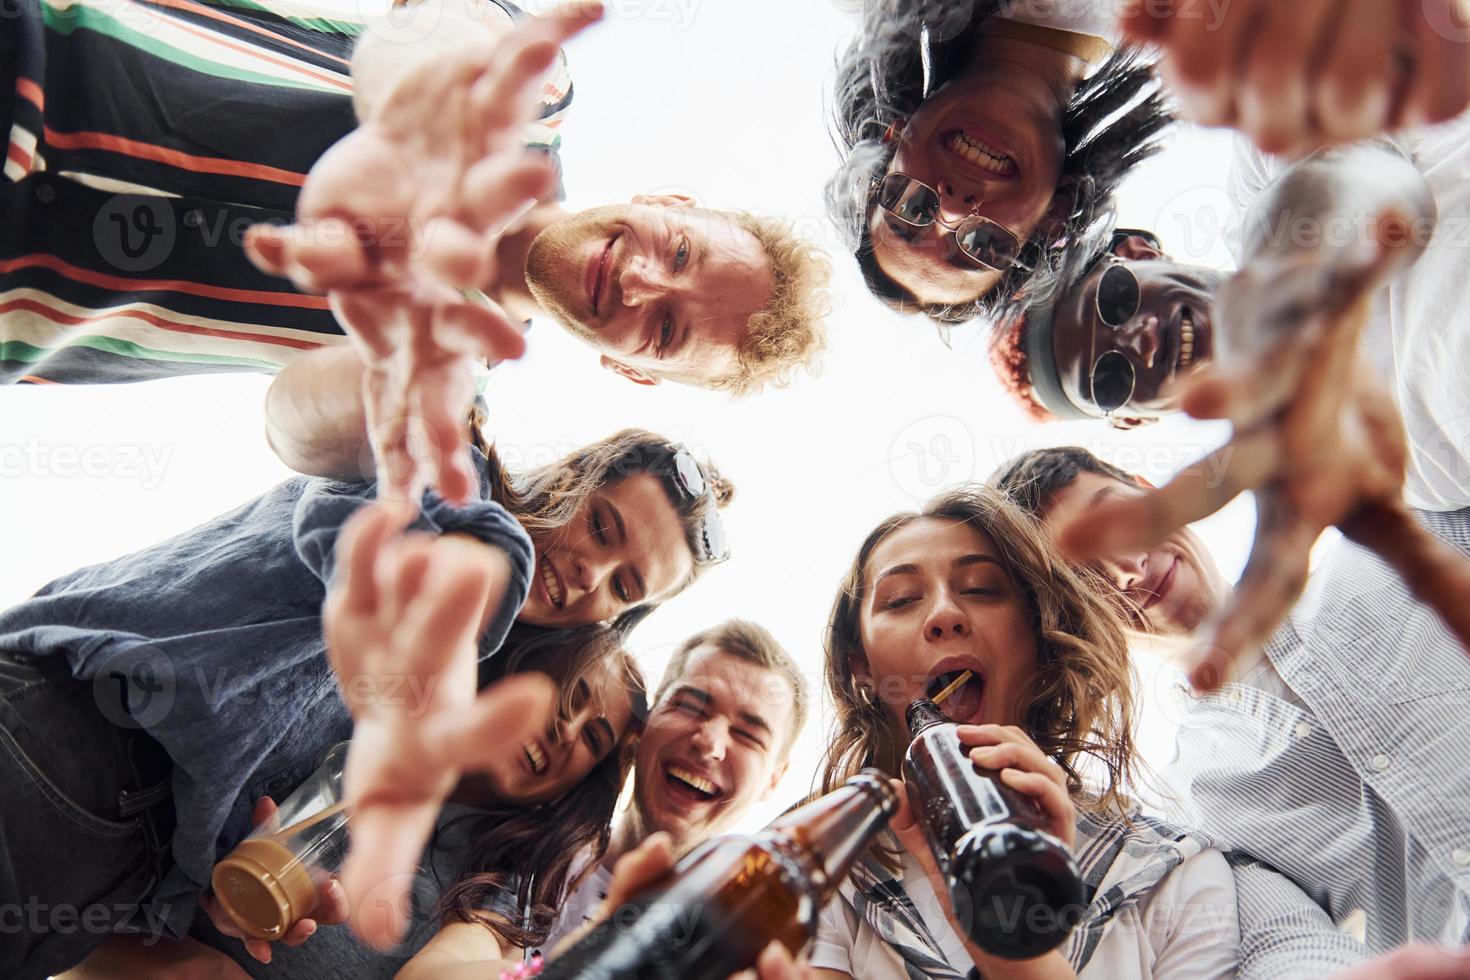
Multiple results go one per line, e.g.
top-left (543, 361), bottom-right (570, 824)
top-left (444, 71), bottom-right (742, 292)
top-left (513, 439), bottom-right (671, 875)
top-left (662, 445), bottom-right (730, 565)
top-left (872, 173), bottom-right (1030, 273)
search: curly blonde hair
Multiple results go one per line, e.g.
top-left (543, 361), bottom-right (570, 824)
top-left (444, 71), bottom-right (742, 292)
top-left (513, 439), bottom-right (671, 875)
top-left (818, 485), bottom-right (1137, 857)
top-left (697, 210), bottom-right (831, 397)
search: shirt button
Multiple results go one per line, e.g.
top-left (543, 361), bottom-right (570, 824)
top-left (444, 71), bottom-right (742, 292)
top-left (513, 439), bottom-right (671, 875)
top-left (1294, 722), bottom-right (1312, 738)
top-left (34, 182), bottom-right (55, 204)
top-left (1228, 690), bottom-right (1242, 704)
top-left (1453, 849), bottom-right (1470, 867)
top-left (1371, 754), bottom-right (1392, 772)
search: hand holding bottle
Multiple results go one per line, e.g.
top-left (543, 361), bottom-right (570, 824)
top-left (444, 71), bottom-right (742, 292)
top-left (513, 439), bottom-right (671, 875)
top-left (325, 503), bottom-right (555, 949)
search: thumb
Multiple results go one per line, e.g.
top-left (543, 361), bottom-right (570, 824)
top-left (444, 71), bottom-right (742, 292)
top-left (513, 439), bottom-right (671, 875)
top-left (602, 832), bottom-right (676, 914)
top-left (427, 672), bottom-right (557, 773)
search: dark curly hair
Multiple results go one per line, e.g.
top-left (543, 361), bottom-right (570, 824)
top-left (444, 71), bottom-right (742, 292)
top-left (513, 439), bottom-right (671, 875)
top-left (826, 0), bottom-right (1174, 328)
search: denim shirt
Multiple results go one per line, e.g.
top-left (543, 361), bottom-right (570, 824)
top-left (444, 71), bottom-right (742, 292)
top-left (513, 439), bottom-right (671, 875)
top-left (0, 449), bottom-right (533, 938)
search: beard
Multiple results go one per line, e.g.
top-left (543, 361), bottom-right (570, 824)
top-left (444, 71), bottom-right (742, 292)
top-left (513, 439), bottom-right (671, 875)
top-left (525, 204), bottom-right (629, 348)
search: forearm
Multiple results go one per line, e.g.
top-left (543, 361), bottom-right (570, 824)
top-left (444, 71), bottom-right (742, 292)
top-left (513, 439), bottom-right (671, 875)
top-left (396, 953), bottom-right (524, 980)
top-left (265, 344), bottom-right (373, 480)
top-left (1232, 860), bottom-right (1370, 980)
top-left (394, 919), bottom-right (522, 980)
top-left (352, 0), bottom-right (516, 121)
top-left (1241, 141), bottom-right (1436, 271)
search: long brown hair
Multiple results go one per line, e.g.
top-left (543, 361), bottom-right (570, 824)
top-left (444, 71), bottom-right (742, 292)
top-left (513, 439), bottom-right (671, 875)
top-left (819, 486), bottom-right (1137, 838)
top-left (435, 627), bottom-right (648, 949)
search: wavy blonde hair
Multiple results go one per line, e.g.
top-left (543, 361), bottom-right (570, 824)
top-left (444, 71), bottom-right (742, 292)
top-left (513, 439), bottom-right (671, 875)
top-left (819, 486), bottom-right (1137, 836)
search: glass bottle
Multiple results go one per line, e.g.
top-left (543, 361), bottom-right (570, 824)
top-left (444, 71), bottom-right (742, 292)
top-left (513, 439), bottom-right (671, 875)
top-left (542, 770), bottom-right (898, 979)
top-left (903, 697), bottom-right (1084, 959)
top-left (210, 742), bottom-right (352, 940)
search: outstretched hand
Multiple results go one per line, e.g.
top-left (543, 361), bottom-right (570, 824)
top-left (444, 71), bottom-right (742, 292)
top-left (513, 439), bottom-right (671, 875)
top-left (323, 502), bottom-right (556, 949)
top-left (1121, 0), bottom-right (1470, 157)
top-left (1058, 228), bottom-right (1470, 691)
top-left (247, 4), bottom-right (602, 505)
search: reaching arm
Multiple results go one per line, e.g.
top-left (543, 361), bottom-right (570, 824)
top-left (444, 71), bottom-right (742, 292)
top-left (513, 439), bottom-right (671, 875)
top-left (266, 345), bottom-right (373, 481)
top-left (1231, 860), bottom-right (1370, 980)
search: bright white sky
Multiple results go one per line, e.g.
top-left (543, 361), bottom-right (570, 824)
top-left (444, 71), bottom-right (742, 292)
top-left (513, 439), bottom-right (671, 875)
top-left (0, 0), bottom-right (1271, 831)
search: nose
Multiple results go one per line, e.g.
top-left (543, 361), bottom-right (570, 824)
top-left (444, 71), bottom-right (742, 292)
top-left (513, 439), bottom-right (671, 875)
top-left (552, 703), bottom-right (595, 749)
top-left (1100, 551), bottom-right (1147, 592)
top-left (571, 550), bottom-right (617, 601)
top-left (934, 180), bottom-right (980, 227)
top-left (1114, 314), bottom-right (1163, 370)
top-left (689, 717), bottom-right (729, 762)
top-left (618, 254), bottom-right (666, 307)
top-left (922, 590), bottom-right (971, 642)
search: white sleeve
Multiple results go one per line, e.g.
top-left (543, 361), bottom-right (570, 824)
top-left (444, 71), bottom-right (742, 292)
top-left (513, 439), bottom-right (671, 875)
top-left (806, 895), bottom-right (858, 975)
top-left (1141, 848), bottom-right (1241, 980)
top-left (1224, 135), bottom-right (1287, 264)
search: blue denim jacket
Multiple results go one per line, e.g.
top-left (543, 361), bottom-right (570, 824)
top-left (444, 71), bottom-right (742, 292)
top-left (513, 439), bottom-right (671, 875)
top-left (0, 450), bottom-right (533, 937)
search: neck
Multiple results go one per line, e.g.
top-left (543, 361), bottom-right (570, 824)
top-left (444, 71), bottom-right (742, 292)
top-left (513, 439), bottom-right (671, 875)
top-left (489, 202), bottom-right (566, 323)
top-left (969, 30), bottom-right (1091, 104)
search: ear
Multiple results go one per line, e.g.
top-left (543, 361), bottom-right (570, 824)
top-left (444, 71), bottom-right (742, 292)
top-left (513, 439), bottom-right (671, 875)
top-left (846, 648), bottom-right (873, 691)
top-left (1132, 474), bottom-right (1159, 491)
top-left (881, 117), bottom-right (909, 145)
top-left (631, 192), bottom-right (697, 209)
top-left (1112, 234), bottom-right (1167, 262)
top-left (759, 759), bottom-right (790, 803)
top-left (600, 355), bottom-right (661, 386)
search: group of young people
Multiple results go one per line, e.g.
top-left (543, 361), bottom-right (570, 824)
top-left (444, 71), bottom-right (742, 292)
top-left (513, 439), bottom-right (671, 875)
top-left (4, 0), bottom-right (1470, 977)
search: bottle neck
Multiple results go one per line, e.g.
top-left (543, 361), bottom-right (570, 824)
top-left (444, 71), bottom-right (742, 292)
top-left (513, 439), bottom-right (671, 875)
top-left (906, 698), bottom-right (950, 738)
top-left (764, 772), bottom-right (897, 904)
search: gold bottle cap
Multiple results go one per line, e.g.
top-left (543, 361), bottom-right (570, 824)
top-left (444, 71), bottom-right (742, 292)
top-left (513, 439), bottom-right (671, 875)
top-left (210, 838), bottom-right (319, 941)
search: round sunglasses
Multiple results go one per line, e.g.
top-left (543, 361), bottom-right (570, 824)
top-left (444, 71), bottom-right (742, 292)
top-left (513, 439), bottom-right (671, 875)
top-left (1089, 260), bottom-right (1143, 414)
top-left (873, 173), bottom-right (1029, 272)
top-left (663, 445), bottom-right (730, 565)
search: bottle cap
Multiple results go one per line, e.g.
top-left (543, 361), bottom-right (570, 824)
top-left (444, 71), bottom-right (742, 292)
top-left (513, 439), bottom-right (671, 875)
top-left (210, 838), bottom-right (320, 940)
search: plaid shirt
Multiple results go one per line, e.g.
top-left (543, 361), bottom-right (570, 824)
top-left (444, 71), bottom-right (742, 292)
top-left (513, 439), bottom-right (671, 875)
top-left (830, 810), bottom-right (1217, 978)
top-left (1166, 508), bottom-right (1470, 978)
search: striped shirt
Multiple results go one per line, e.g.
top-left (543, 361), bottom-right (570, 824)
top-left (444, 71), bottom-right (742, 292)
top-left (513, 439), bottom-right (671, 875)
top-left (1165, 508), bottom-right (1470, 978)
top-left (1, 0), bottom-right (571, 384)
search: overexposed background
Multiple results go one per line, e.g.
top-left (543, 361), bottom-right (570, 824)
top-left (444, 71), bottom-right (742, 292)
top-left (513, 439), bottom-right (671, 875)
top-left (0, 0), bottom-right (1265, 831)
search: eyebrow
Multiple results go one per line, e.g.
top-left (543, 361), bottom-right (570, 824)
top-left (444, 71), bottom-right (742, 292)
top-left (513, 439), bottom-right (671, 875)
top-left (873, 562), bottom-right (920, 587)
top-left (875, 554), bottom-right (1002, 586)
top-left (736, 709), bottom-right (773, 740)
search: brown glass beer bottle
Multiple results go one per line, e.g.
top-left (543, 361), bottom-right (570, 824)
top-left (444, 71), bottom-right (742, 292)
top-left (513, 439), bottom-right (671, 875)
top-left (903, 697), bottom-right (1085, 959)
top-left (540, 770), bottom-right (898, 979)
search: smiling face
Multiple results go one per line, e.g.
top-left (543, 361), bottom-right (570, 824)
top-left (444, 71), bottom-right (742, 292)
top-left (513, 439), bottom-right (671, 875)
top-left (519, 472), bottom-right (695, 629)
top-left (869, 61), bottom-right (1067, 308)
top-left (854, 517), bottom-right (1038, 736)
top-left (1049, 240), bottom-right (1225, 419)
top-left (632, 644), bottom-right (794, 849)
top-left (1041, 471), bottom-right (1228, 636)
top-left (525, 200), bottom-right (775, 386)
top-left (464, 660), bottom-right (636, 806)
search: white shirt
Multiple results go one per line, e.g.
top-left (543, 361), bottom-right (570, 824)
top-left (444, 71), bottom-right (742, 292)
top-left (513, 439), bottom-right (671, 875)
top-left (539, 856), bottom-right (613, 954)
top-left (1228, 115), bottom-right (1470, 511)
top-left (807, 847), bottom-right (1240, 979)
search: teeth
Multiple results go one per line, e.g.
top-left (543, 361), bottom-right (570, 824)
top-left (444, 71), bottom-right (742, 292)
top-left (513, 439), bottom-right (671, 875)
top-left (668, 766), bottom-right (717, 797)
top-left (539, 556), bottom-right (564, 608)
top-left (1180, 312), bottom-right (1196, 370)
top-left (523, 740), bottom-right (547, 774)
top-left (944, 131), bottom-right (1014, 176)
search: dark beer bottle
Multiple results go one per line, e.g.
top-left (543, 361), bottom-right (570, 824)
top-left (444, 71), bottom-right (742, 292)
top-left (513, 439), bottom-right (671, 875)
top-left (540, 770), bottom-right (898, 979)
top-left (903, 697), bottom-right (1084, 959)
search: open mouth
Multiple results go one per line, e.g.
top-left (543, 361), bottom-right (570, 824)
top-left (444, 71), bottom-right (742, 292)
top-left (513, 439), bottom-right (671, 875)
top-left (587, 234), bottom-right (618, 317)
top-left (537, 554), bottom-right (566, 610)
top-left (942, 129), bottom-right (1019, 178)
top-left (1178, 307), bottom-right (1197, 373)
top-left (522, 738), bottom-right (548, 776)
top-left (925, 668), bottom-right (986, 724)
top-left (663, 763), bottom-right (723, 806)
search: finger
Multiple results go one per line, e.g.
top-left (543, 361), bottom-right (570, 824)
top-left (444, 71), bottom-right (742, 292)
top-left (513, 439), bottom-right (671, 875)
top-left (250, 218), bottom-right (375, 293)
top-left (1403, 0), bottom-right (1470, 125)
top-left (460, 153), bottom-right (557, 234)
top-left (970, 743), bottom-right (1067, 790)
top-left (471, 5), bottom-right (605, 151)
top-left (1118, 0), bottom-right (1174, 44)
top-left (436, 296), bottom-right (528, 365)
top-left (432, 672), bottom-right (558, 773)
top-left (314, 878), bottom-right (351, 927)
top-left (244, 223), bottom-right (293, 279)
top-left (251, 795), bottom-right (279, 829)
top-left (1163, 0), bottom-right (1266, 127)
top-left (418, 217), bottom-right (492, 291)
top-left (1235, 0), bottom-right (1338, 155)
top-left (1059, 431), bottom-right (1281, 559)
top-left (335, 504), bottom-right (402, 616)
top-left (391, 550), bottom-right (495, 681)
top-left (1314, 0), bottom-right (1397, 144)
top-left (1342, 500), bottom-right (1470, 654)
top-left (245, 935), bottom-right (274, 964)
top-left (601, 832), bottom-right (675, 914)
top-left (342, 802), bottom-right (440, 950)
top-left (756, 940), bottom-right (802, 980)
top-left (998, 768), bottom-right (1075, 846)
top-left (392, 537), bottom-right (435, 615)
top-left (281, 917), bottom-right (319, 947)
top-left (1190, 499), bottom-right (1318, 690)
top-left (407, 359), bottom-right (477, 506)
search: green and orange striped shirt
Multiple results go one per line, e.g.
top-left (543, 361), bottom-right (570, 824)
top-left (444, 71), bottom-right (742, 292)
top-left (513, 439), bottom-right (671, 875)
top-left (0, 0), bottom-right (571, 384)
